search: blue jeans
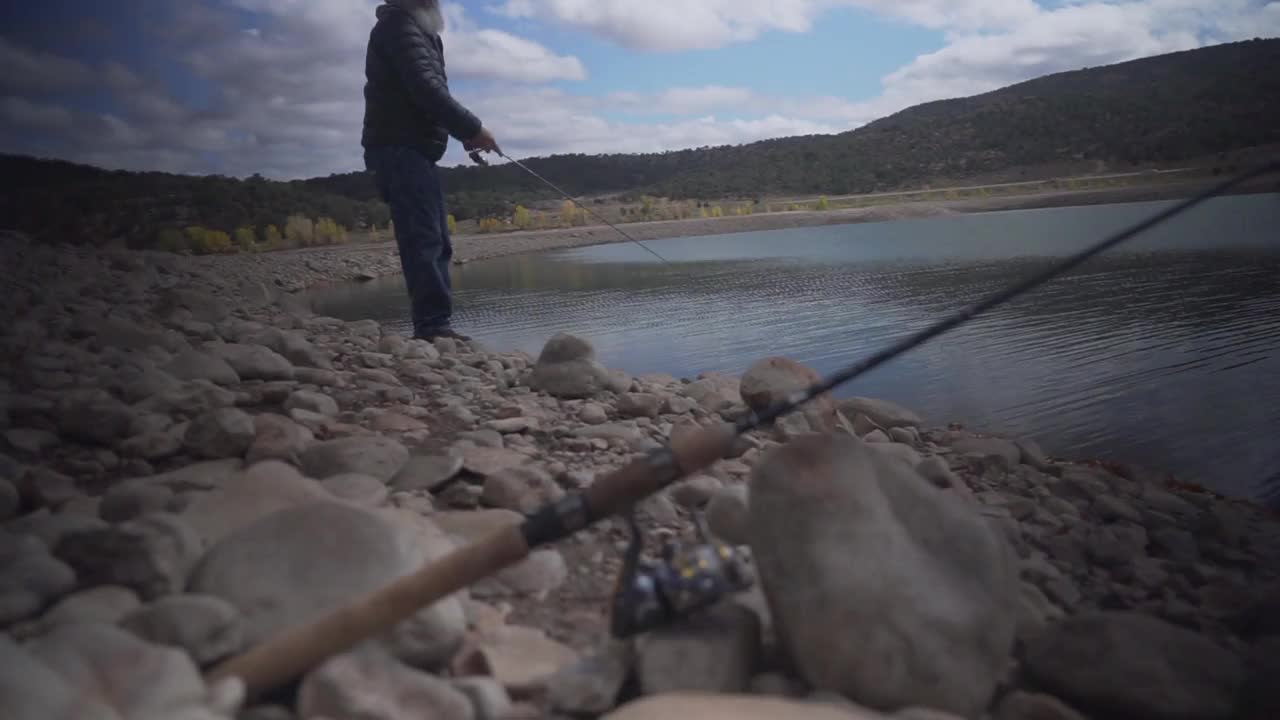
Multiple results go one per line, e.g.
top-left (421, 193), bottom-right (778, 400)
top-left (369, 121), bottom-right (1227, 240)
top-left (364, 145), bottom-right (455, 337)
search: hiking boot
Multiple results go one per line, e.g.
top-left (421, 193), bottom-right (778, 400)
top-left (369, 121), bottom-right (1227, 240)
top-left (415, 327), bottom-right (472, 343)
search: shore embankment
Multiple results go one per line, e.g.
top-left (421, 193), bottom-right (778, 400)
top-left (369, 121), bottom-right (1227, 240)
top-left (1, 228), bottom-right (1277, 720)
top-left (222, 176), bottom-right (1279, 296)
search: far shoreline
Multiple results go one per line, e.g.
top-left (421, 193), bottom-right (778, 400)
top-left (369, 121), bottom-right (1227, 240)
top-left (284, 175), bottom-right (1279, 274)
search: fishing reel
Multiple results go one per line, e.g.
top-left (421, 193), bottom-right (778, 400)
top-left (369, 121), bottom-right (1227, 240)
top-left (468, 149), bottom-right (489, 167)
top-left (607, 506), bottom-right (755, 638)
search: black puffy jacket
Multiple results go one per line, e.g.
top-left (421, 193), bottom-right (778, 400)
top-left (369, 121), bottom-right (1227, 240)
top-left (361, 3), bottom-right (482, 162)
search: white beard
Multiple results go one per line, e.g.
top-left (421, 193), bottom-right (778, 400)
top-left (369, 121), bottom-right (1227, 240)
top-left (397, 0), bottom-right (445, 35)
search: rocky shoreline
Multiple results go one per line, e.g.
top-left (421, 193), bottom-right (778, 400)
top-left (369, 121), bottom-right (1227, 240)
top-left (2, 232), bottom-right (1278, 720)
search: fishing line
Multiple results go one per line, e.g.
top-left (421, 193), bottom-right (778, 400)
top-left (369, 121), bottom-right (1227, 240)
top-left (739, 159), bottom-right (1280, 431)
top-left (473, 148), bottom-right (676, 265)
top-left (208, 160), bottom-right (1280, 697)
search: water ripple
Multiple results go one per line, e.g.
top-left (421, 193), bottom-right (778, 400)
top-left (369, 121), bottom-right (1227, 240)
top-left (309, 194), bottom-right (1280, 501)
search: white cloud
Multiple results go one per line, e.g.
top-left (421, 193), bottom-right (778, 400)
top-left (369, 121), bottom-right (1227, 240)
top-left (490, 0), bottom-right (1044, 51)
top-left (2, 0), bottom-right (1278, 180)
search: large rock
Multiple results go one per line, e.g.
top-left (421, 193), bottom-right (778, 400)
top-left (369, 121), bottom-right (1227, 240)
top-left (297, 644), bottom-right (473, 720)
top-left (747, 433), bottom-right (1019, 717)
top-left (187, 501), bottom-right (466, 671)
top-left (837, 397), bottom-right (922, 429)
top-left (121, 594), bottom-right (245, 666)
top-left (165, 349), bottom-right (240, 386)
top-left (636, 602), bottom-right (761, 695)
top-left (2, 623), bottom-right (243, 720)
top-left (739, 356), bottom-right (838, 431)
top-left (0, 531), bottom-right (77, 625)
top-left (300, 435), bottom-right (409, 481)
top-left (53, 513), bottom-right (204, 601)
top-left (1022, 611), bottom-right (1246, 720)
top-left (529, 332), bottom-right (627, 399)
top-left (202, 342), bottom-right (295, 381)
top-left (183, 408), bottom-right (256, 460)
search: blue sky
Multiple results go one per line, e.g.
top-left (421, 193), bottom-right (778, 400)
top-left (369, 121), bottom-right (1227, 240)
top-left (1, 0), bottom-right (1277, 179)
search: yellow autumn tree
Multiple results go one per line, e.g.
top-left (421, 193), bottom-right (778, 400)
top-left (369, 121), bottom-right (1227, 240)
top-left (263, 224), bottom-right (283, 249)
top-left (817, 196), bottom-right (830, 211)
top-left (513, 205), bottom-right (532, 230)
top-left (284, 215), bottom-right (314, 247)
top-left (559, 200), bottom-right (578, 227)
top-left (234, 226), bottom-right (256, 251)
top-left (447, 214), bottom-right (457, 234)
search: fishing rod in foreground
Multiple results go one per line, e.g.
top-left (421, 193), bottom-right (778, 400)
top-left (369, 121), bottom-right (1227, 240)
top-left (206, 159), bottom-right (1280, 698)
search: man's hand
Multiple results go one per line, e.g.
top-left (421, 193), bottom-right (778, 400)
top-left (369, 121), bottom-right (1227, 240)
top-left (464, 127), bottom-right (501, 155)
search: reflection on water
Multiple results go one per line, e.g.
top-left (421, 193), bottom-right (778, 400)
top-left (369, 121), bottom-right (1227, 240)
top-left (309, 194), bottom-right (1280, 501)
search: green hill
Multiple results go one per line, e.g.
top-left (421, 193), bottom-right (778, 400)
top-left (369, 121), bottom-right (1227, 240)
top-left (3, 37), bottom-right (1278, 250)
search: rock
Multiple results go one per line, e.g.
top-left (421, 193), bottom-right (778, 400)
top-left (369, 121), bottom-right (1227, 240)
top-left (950, 436), bottom-right (1022, 465)
top-left (56, 392), bottom-right (137, 446)
top-left (371, 410), bottom-right (428, 433)
top-left (321, 473), bottom-right (389, 507)
top-left (297, 644), bottom-right (474, 720)
top-left (483, 548), bottom-right (568, 597)
top-left (457, 445), bottom-right (531, 477)
top-left (547, 639), bottom-right (635, 715)
top-left (481, 466), bottom-right (564, 514)
top-left (34, 585), bottom-right (141, 633)
top-left (391, 454), bottom-right (464, 492)
top-left (670, 474), bottom-right (724, 509)
top-left (484, 416), bottom-right (539, 434)
top-left (994, 691), bottom-right (1088, 720)
top-left (705, 485), bottom-right (750, 545)
top-left (529, 332), bottom-right (618, 399)
top-left (21, 467), bottom-right (79, 509)
top-left (604, 693), bottom-right (889, 719)
top-left (6, 427), bottom-right (60, 454)
top-left (101, 484), bottom-right (177, 523)
top-left (637, 602), bottom-right (761, 694)
top-left (11, 620), bottom-right (243, 712)
top-left (1093, 494), bottom-right (1142, 524)
top-left (135, 380), bottom-right (238, 416)
top-left (451, 676), bottom-right (513, 720)
top-left (177, 460), bottom-right (330, 546)
top-left (617, 392), bottom-right (662, 419)
top-left (683, 374), bottom-right (742, 413)
top-left (184, 408), bottom-right (256, 459)
top-left (283, 389), bottom-right (339, 417)
top-left (244, 413), bottom-right (314, 464)
top-left (1022, 611), bottom-right (1245, 720)
top-left (739, 357), bottom-right (838, 431)
top-left (7, 510), bottom-right (109, 550)
top-left (188, 501), bottom-right (466, 671)
top-left (121, 593), bottom-right (245, 666)
top-left (53, 512), bottom-right (204, 600)
top-left (156, 287), bottom-right (231, 323)
top-left (466, 624), bottom-right (579, 696)
top-left (7, 622), bottom-right (244, 719)
top-left (747, 433), bottom-right (1019, 718)
top-left (165, 349), bottom-right (241, 385)
top-left (579, 403), bottom-right (609, 424)
top-left (300, 435), bottom-right (409, 481)
top-left (204, 342), bottom-right (295, 381)
top-left (837, 397), bottom-right (922, 429)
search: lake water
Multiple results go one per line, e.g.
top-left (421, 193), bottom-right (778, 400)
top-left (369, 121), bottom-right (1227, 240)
top-left (309, 194), bottom-right (1280, 502)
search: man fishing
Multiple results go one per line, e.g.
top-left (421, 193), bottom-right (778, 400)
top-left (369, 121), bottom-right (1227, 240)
top-left (361, 0), bottom-right (500, 342)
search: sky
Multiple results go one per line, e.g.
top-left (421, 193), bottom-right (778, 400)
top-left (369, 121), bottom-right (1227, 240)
top-left (1, 0), bottom-right (1277, 180)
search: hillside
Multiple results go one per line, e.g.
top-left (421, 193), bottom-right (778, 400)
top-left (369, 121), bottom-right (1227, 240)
top-left (2, 38), bottom-right (1277, 250)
